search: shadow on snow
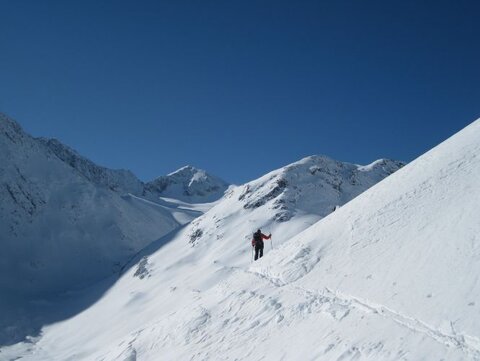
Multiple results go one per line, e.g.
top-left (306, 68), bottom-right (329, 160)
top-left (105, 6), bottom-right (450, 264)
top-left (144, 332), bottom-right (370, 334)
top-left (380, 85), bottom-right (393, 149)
top-left (0, 225), bottom-right (187, 348)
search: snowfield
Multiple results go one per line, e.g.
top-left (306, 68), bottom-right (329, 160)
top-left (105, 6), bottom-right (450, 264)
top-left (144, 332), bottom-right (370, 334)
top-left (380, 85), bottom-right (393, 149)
top-left (2, 114), bottom-right (479, 361)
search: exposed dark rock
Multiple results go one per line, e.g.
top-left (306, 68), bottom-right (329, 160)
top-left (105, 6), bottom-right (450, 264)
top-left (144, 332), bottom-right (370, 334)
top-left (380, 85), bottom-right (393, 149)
top-left (133, 256), bottom-right (151, 279)
top-left (244, 178), bottom-right (287, 209)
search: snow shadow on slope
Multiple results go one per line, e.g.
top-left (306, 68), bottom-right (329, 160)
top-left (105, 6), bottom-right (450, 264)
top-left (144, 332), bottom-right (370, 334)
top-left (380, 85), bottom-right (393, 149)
top-left (0, 226), bottom-right (186, 348)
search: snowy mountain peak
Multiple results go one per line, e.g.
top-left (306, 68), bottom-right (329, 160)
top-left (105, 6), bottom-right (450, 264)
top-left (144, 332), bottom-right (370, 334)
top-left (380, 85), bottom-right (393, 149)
top-left (167, 164), bottom-right (198, 176)
top-left (357, 157), bottom-right (405, 172)
top-left (147, 165), bottom-right (230, 203)
top-left (237, 155), bottom-right (404, 221)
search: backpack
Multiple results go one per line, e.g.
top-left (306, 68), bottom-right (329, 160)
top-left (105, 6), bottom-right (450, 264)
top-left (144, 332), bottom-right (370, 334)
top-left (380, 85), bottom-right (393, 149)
top-left (253, 231), bottom-right (262, 245)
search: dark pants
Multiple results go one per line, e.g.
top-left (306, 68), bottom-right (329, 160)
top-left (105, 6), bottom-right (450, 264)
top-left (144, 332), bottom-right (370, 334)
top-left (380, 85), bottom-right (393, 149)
top-left (254, 245), bottom-right (264, 260)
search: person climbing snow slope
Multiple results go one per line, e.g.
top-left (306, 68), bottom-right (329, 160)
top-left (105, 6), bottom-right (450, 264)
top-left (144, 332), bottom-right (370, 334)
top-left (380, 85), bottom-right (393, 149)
top-left (251, 229), bottom-right (272, 261)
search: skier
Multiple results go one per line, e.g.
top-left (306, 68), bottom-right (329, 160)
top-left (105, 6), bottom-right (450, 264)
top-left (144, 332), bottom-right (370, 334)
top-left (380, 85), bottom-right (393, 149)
top-left (251, 229), bottom-right (272, 261)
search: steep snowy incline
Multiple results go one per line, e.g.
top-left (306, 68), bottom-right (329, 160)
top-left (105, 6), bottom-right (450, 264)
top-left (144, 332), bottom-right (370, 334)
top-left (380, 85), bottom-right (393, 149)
top-left (125, 119), bottom-right (475, 360)
top-left (250, 117), bottom-right (480, 359)
top-left (153, 117), bottom-right (480, 360)
top-left (0, 114), bottom-right (186, 345)
top-left (2, 151), bottom-right (407, 360)
top-left (0, 114), bottom-right (181, 293)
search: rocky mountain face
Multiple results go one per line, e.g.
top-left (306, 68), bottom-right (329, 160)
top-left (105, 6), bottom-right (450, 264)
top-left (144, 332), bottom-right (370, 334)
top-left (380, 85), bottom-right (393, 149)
top-left (237, 155), bottom-right (404, 221)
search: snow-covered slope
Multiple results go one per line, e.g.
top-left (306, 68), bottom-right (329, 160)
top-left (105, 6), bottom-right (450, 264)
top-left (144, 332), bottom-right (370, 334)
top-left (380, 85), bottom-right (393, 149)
top-left (146, 165), bottom-right (230, 203)
top-left (136, 117), bottom-right (477, 360)
top-left (183, 155), bottom-right (404, 267)
top-left (243, 119), bottom-right (480, 360)
top-left (0, 113), bottom-right (224, 346)
top-left (0, 114), bottom-right (178, 293)
top-left (1, 138), bottom-right (410, 359)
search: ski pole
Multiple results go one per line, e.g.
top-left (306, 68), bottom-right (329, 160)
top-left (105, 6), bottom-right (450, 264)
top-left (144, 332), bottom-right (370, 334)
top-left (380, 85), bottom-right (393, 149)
top-left (251, 245), bottom-right (254, 263)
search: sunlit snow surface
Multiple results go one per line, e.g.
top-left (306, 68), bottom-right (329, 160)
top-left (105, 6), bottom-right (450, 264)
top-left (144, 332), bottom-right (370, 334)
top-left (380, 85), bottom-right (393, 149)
top-left (6, 114), bottom-right (478, 360)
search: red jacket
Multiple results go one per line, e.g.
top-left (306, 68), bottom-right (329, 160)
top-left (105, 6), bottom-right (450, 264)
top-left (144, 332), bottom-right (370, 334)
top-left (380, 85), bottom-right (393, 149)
top-left (251, 232), bottom-right (271, 247)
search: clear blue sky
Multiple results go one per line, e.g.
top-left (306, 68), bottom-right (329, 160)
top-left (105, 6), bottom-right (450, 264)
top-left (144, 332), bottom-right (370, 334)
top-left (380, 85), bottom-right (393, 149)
top-left (1, 0), bottom-right (479, 183)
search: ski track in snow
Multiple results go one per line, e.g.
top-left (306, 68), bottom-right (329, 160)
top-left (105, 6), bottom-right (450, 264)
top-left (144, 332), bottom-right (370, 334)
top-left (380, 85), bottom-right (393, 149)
top-left (105, 261), bottom-right (475, 361)
top-left (218, 262), bottom-right (480, 360)
top-left (317, 287), bottom-right (480, 359)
